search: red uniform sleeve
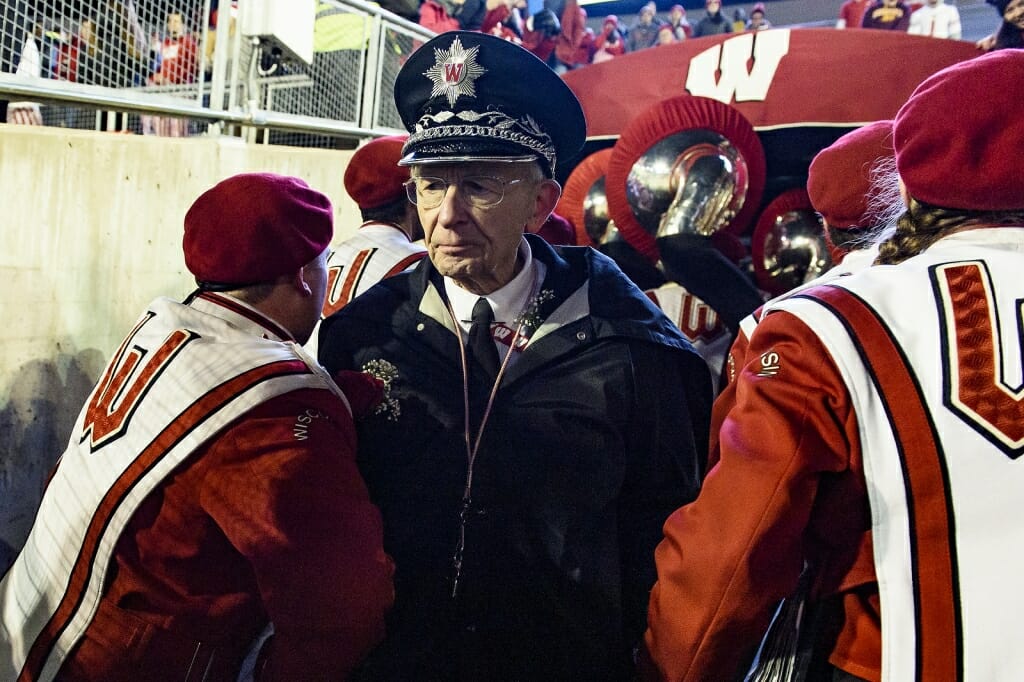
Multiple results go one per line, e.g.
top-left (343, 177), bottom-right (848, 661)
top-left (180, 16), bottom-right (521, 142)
top-left (198, 388), bottom-right (393, 680)
top-left (644, 310), bottom-right (857, 682)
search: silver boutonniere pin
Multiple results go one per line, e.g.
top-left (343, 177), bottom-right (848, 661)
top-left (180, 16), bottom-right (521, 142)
top-left (361, 359), bottom-right (401, 421)
top-left (512, 289), bottom-right (555, 330)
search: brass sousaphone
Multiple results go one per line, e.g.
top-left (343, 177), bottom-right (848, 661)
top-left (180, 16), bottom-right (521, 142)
top-left (556, 148), bottom-right (666, 290)
top-left (604, 95), bottom-right (767, 326)
top-left (605, 95), bottom-right (767, 261)
top-left (750, 187), bottom-right (832, 297)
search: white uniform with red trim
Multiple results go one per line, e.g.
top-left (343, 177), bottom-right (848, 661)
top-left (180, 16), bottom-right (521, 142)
top-left (773, 228), bottom-right (1024, 681)
top-left (0, 293), bottom-right (348, 681)
top-left (645, 283), bottom-right (730, 394)
top-left (306, 222), bottom-right (427, 356)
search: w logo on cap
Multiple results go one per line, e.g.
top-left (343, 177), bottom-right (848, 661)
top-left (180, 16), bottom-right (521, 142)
top-left (424, 36), bottom-right (487, 107)
top-left (444, 62), bottom-right (465, 84)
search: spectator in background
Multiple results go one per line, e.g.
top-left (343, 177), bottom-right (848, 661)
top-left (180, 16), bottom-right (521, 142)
top-left (667, 4), bottom-right (693, 39)
top-left (747, 3), bottom-right (773, 29)
top-left (908, 0), bottom-right (962, 38)
top-left (694, 0), bottom-right (734, 37)
top-left (204, 0), bottom-right (237, 78)
top-left (861, 0), bottom-right (911, 30)
top-left (151, 10), bottom-right (198, 85)
top-left (521, 7), bottom-right (561, 64)
top-left (451, 0), bottom-right (488, 30)
top-left (593, 15), bottom-right (626, 62)
top-left (481, 0), bottom-right (527, 39)
top-left (977, 0), bottom-right (1024, 50)
top-left (627, 2), bottom-right (662, 52)
top-left (731, 7), bottom-right (748, 32)
top-left (143, 10), bottom-right (198, 137)
top-left (656, 23), bottom-right (678, 45)
top-left (837, 0), bottom-right (871, 28)
top-left (94, 0), bottom-right (148, 89)
top-left (419, 0), bottom-right (461, 33)
top-left (489, 19), bottom-right (524, 42)
top-left (55, 18), bottom-right (97, 84)
top-left (29, 15), bottom-right (59, 78)
top-left (419, 0), bottom-right (488, 32)
top-left (6, 19), bottom-right (43, 126)
top-left (554, 0), bottom-right (594, 72)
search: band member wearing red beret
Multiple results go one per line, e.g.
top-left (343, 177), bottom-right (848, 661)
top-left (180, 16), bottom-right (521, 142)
top-left (0, 174), bottom-right (394, 681)
top-left (319, 31), bottom-right (711, 681)
top-left (306, 135), bottom-right (427, 357)
top-left (645, 51), bottom-right (1024, 682)
top-left (713, 120), bottom-right (898, 451)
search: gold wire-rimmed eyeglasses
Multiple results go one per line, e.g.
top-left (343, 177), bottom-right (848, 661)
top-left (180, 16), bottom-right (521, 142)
top-left (404, 176), bottom-right (526, 209)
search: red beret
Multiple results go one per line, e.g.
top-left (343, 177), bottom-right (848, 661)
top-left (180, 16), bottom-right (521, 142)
top-left (344, 135), bottom-right (410, 210)
top-left (534, 212), bottom-right (576, 246)
top-left (183, 173), bottom-right (333, 285)
top-left (894, 50), bottom-right (1024, 212)
top-left (807, 120), bottom-right (894, 230)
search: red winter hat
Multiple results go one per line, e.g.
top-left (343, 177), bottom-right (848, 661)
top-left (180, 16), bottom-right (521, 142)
top-left (344, 134), bottom-right (410, 210)
top-left (807, 120), bottom-right (894, 230)
top-left (534, 212), bottom-right (576, 246)
top-left (894, 50), bottom-right (1024, 212)
top-left (184, 173), bottom-right (333, 286)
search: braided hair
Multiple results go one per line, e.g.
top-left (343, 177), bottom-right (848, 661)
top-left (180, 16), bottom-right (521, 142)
top-left (875, 198), bottom-right (1024, 265)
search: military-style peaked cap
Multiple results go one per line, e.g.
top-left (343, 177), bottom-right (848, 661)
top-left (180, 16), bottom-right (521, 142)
top-left (394, 31), bottom-right (586, 177)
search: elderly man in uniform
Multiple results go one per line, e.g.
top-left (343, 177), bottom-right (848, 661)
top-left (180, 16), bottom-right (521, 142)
top-left (319, 31), bottom-right (711, 681)
top-left (0, 174), bottom-right (393, 681)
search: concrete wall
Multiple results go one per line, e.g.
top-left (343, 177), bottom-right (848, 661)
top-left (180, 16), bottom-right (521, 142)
top-left (0, 125), bottom-right (362, 567)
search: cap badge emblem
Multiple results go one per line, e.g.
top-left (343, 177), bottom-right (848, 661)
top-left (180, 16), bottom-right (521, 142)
top-left (424, 36), bottom-right (486, 108)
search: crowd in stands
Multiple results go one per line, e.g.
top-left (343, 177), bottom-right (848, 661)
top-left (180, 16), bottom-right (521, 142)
top-left (418, 0), bottom-right (988, 72)
top-left (2, 0), bottom-right (1019, 128)
top-left (4, 4), bottom-right (204, 132)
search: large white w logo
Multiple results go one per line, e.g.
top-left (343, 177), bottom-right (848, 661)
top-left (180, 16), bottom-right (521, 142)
top-left (685, 30), bottom-right (790, 104)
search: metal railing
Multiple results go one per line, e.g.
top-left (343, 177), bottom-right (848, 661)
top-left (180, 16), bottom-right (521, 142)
top-left (0, 0), bottom-right (433, 146)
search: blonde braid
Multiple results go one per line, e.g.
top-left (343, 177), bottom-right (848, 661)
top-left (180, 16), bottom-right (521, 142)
top-left (875, 199), bottom-right (1024, 265)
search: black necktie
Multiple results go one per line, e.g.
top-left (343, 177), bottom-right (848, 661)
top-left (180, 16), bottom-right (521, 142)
top-left (468, 297), bottom-right (500, 378)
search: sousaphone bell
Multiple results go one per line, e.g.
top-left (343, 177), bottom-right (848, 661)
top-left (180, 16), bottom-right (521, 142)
top-left (751, 187), bottom-right (832, 298)
top-left (605, 95), bottom-right (767, 327)
top-left (556, 148), bottom-right (666, 290)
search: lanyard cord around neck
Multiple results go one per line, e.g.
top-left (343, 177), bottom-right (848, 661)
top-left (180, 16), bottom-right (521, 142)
top-left (444, 296), bottom-right (526, 598)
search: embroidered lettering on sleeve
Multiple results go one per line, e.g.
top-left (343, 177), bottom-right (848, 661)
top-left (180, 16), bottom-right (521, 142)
top-left (756, 350), bottom-right (781, 377)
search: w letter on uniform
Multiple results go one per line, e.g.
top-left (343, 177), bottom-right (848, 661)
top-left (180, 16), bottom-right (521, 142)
top-left (81, 314), bottom-right (198, 451)
top-left (934, 262), bottom-right (1024, 457)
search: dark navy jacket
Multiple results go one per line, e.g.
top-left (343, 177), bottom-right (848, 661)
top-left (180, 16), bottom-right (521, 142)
top-left (319, 235), bottom-right (711, 681)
